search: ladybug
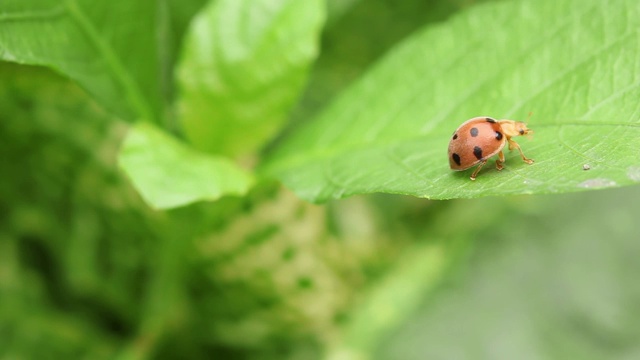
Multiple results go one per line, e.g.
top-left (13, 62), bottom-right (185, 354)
top-left (448, 116), bottom-right (534, 180)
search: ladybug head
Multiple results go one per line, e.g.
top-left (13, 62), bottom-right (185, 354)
top-left (498, 120), bottom-right (533, 138)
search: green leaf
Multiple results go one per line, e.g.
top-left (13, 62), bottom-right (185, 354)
top-left (262, 0), bottom-right (640, 202)
top-left (177, 0), bottom-right (325, 157)
top-left (118, 122), bottom-right (254, 209)
top-left (0, 0), bottom-right (162, 121)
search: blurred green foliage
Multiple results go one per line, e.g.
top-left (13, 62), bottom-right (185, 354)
top-left (377, 187), bottom-right (640, 360)
top-left (2, 1), bottom-right (640, 360)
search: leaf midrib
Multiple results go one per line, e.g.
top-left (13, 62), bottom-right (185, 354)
top-left (64, 0), bottom-right (154, 122)
top-left (263, 121), bottom-right (640, 176)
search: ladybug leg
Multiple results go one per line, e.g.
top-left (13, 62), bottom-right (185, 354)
top-left (495, 151), bottom-right (505, 171)
top-left (507, 139), bottom-right (534, 164)
top-left (470, 159), bottom-right (488, 181)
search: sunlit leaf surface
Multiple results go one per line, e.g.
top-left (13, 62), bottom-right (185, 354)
top-left (177, 0), bottom-right (325, 157)
top-left (0, 0), bottom-right (162, 121)
top-left (119, 123), bottom-right (253, 209)
top-left (263, 0), bottom-right (640, 202)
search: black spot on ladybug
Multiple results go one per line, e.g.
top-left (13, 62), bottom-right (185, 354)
top-left (453, 133), bottom-right (458, 140)
top-left (495, 131), bottom-right (503, 140)
top-left (452, 153), bottom-right (461, 166)
top-left (473, 146), bottom-right (483, 160)
top-left (486, 117), bottom-right (496, 123)
top-left (470, 127), bottom-right (479, 137)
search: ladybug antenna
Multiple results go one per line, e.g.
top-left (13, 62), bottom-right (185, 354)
top-left (527, 112), bottom-right (534, 139)
top-left (526, 111), bottom-right (533, 124)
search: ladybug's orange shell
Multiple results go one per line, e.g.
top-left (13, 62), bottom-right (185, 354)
top-left (448, 117), bottom-right (506, 170)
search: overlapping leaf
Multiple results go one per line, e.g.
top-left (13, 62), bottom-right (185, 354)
top-left (0, 0), bottom-right (162, 121)
top-left (177, 0), bottom-right (325, 157)
top-left (119, 122), bottom-right (253, 209)
top-left (263, 0), bottom-right (640, 202)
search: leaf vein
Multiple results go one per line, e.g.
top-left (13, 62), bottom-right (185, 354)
top-left (0, 6), bottom-right (65, 22)
top-left (64, 0), bottom-right (153, 121)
